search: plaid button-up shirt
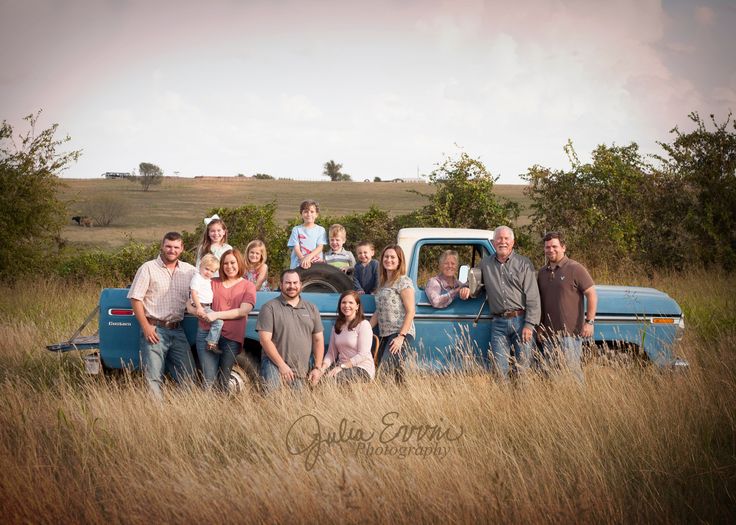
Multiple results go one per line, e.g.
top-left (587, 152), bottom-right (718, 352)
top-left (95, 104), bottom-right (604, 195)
top-left (127, 255), bottom-right (196, 322)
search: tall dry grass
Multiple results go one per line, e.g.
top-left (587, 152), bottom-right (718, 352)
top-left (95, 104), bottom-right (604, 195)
top-left (0, 274), bottom-right (734, 523)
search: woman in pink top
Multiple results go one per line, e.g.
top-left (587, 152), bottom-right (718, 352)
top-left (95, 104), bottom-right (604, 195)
top-left (316, 290), bottom-right (375, 382)
top-left (188, 248), bottom-right (256, 392)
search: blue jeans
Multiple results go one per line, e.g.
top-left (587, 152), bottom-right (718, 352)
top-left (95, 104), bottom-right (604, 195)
top-left (196, 328), bottom-right (240, 392)
top-left (202, 306), bottom-right (224, 345)
top-left (541, 334), bottom-right (584, 383)
top-left (140, 326), bottom-right (195, 400)
top-left (376, 333), bottom-right (414, 384)
top-left (260, 354), bottom-right (307, 394)
top-left (490, 316), bottom-right (534, 378)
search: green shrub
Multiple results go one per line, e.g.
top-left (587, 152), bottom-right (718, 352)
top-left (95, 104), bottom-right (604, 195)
top-left (184, 202), bottom-right (290, 275)
top-left (55, 241), bottom-right (159, 286)
top-left (319, 205), bottom-right (417, 255)
top-left (415, 152), bottom-right (519, 231)
top-left (523, 142), bottom-right (654, 268)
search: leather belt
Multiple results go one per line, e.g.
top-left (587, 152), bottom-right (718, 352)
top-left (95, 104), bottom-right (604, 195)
top-left (494, 308), bottom-right (525, 318)
top-left (146, 317), bottom-right (180, 329)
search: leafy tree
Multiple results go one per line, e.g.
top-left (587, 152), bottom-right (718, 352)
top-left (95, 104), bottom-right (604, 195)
top-left (416, 152), bottom-right (519, 231)
top-left (323, 160), bottom-right (351, 181)
top-left (83, 194), bottom-right (130, 226)
top-left (523, 142), bottom-right (652, 267)
top-left (137, 162), bottom-right (164, 191)
top-left (253, 173), bottom-right (274, 180)
top-left (656, 112), bottom-right (736, 269)
top-left (374, 176), bottom-right (382, 182)
top-left (0, 111), bottom-right (80, 276)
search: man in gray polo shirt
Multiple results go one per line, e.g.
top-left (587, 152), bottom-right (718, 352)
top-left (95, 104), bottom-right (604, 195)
top-left (480, 225), bottom-right (541, 379)
top-left (257, 269), bottom-right (324, 393)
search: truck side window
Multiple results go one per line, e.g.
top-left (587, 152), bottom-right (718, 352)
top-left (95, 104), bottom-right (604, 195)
top-left (416, 243), bottom-right (482, 289)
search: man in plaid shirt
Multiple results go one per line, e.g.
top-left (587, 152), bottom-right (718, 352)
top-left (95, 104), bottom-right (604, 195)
top-left (128, 232), bottom-right (196, 399)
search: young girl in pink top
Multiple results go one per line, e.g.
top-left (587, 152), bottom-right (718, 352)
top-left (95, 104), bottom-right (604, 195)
top-left (317, 290), bottom-right (375, 382)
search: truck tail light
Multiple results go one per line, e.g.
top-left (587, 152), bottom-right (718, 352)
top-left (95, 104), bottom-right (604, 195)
top-left (109, 309), bottom-right (134, 316)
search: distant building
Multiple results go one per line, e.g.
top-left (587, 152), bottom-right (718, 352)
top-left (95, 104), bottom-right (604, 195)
top-left (370, 176), bottom-right (426, 183)
top-left (102, 172), bottom-right (131, 179)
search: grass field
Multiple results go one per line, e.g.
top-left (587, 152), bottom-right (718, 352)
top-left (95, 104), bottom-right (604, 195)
top-left (58, 178), bottom-right (530, 249)
top-left (0, 270), bottom-right (734, 523)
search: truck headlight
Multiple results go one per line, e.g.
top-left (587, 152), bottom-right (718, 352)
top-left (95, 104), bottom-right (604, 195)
top-left (675, 315), bottom-right (685, 342)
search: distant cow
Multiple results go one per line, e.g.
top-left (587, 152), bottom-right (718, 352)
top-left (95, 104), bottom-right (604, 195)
top-left (72, 216), bottom-right (93, 227)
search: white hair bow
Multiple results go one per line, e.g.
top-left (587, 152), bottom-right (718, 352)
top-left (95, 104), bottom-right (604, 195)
top-left (204, 214), bottom-right (220, 226)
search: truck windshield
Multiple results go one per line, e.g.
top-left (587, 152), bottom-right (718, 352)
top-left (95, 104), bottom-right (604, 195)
top-left (416, 243), bottom-right (489, 289)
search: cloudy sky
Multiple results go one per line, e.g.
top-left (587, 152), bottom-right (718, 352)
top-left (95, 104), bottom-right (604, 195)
top-left (1, 0), bottom-right (734, 183)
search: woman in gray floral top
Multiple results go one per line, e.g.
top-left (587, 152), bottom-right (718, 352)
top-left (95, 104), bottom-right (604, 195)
top-left (370, 244), bottom-right (415, 383)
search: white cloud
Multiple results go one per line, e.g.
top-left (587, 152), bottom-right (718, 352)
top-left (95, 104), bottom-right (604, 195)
top-left (280, 94), bottom-right (323, 122)
top-left (1, 0), bottom-right (732, 184)
top-left (695, 6), bottom-right (715, 26)
top-left (99, 109), bottom-right (139, 135)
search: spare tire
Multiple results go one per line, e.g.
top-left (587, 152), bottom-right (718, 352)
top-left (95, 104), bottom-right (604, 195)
top-left (295, 263), bottom-right (354, 293)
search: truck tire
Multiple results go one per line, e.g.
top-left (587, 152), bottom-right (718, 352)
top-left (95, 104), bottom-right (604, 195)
top-left (228, 366), bottom-right (247, 394)
top-left (295, 263), bottom-right (354, 293)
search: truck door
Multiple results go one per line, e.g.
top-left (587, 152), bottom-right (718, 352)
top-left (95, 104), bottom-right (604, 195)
top-left (410, 240), bottom-right (493, 371)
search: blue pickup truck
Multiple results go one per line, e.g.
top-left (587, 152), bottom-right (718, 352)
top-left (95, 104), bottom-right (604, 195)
top-left (48, 228), bottom-right (686, 376)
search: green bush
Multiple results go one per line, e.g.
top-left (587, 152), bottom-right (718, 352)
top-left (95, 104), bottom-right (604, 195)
top-left (656, 112), bottom-right (736, 270)
top-left (184, 202), bottom-right (290, 274)
top-left (523, 112), bottom-right (736, 272)
top-left (523, 142), bottom-right (654, 268)
top-left (55, 241), bottom-right (160, 286)
top-left (319, 205), bottom-right (417, 255)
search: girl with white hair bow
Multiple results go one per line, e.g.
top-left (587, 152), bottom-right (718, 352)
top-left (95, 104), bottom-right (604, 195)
top-left (196, 214), bottom-right (233, 277)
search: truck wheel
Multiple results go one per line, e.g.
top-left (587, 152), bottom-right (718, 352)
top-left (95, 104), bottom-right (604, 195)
top-left (237, 341), bottom-right (261, 384)
top-left (295, 263), bottom-right (354, 293)
top-left (229, 366), bottom-right (247, 394)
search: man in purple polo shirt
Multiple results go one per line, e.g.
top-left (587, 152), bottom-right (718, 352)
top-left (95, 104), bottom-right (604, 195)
top-left (537, 231), bottom-right (598, 382)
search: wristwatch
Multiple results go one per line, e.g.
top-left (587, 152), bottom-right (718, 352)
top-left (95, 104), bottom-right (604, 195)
top-left (585, 318), bottom-right (594, 325)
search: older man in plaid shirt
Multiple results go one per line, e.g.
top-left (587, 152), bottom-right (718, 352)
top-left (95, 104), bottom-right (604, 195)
top-left (128, 232), bottom-right (196, 399)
